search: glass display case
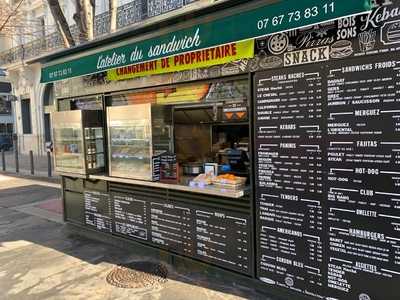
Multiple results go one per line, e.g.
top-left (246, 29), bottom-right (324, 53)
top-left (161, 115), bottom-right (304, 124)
top-left (107, 104), bottom-right (172, 181)
top-left (52, 110), bottom-right (105, 175)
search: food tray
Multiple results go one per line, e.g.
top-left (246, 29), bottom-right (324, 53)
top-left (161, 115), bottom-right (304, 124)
top-left (212, 182), bottom-right (245, 191)
top-left (212, 176), bottom-right (246, 185)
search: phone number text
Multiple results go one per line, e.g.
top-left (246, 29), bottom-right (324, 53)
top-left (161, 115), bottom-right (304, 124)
top-left (256, 2), bottom-right (335, 30)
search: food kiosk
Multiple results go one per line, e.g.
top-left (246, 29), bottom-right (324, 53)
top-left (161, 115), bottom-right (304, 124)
top-left (38, 1), bottom-right (400, 300)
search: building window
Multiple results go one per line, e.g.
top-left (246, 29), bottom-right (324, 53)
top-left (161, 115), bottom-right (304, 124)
top-left (21, 99), bottom-right (32, 134)
top-left (0, 96), bottom-right (11, 115)
top-left (43, 83), bottom-right (54, 106)
top-left (6, 123), bottom-right (13, 134)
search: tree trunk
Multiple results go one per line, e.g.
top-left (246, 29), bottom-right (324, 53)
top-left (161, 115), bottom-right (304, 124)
top-left (86, 0), bottom-right (95, 40)
top-left (47, 0), bottom-right (75, 47)
top-left (109, 0), bottom-right (117, 33)
top-left (73, 0), bottom-right (95, 42)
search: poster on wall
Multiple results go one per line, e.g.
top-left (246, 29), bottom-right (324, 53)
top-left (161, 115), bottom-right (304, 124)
top-left (254, 1), bottom-right (400, 300)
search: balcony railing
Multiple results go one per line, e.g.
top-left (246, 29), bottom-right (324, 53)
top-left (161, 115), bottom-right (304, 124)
top-left (0, 0), bottom-right (199, 66)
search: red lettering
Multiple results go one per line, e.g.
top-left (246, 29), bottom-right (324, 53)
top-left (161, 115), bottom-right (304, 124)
top-left (196, 51), bottom-right (201, 62)
top-left (210, 48), bottom-right (215, 60)
top-left (215, 47), bottom-right (221, 59)
top-left (185, 53), bottom-right (191, 64)
top-left (231, 43), bottom-right (237, 56)
top-left (224, 45), bottom-right (230, 57)
top-left (190, 52), bottom-right (196, 64)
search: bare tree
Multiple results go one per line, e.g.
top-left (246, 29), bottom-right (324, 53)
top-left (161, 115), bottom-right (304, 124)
top-left (73, 0), bottom-right (95, 42)
top-left (2, 0), bottom-right (98, 49)
top-left (0, 0), bottom-right (56, 41)
top-left (47, 0), bottom-right (75, 47)
top-left (109, 0), bottom-right (117, 33)
top-left (0, 0), bottom-right (25, 34)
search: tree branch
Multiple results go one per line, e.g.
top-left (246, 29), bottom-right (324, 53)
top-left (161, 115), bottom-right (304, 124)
top-left (47, 0), bottom-right (75, 47)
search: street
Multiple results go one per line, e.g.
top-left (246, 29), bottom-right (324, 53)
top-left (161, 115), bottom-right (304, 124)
top-left (0, 174), bottom-right (270, 300)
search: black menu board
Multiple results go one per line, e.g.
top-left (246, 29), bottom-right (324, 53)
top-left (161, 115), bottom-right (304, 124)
top-left (253, 1), bottom-right (400, 299)
top-left (110, 191), bottom-right (252, 275)
top-left (84, 191), bottom-right (112, 233)
top-left (326, 53), bottom-right (400, 300)
top-left (255, 65), bottom-right (325, 298)
top-left (254, 33), bottom-right (400, 300)
top-left (150, 201), bottom-right (193, 255)
top-left (194, 208), bottom-right (252, 274)
top-left (113, 193), bottom-right (148, 240)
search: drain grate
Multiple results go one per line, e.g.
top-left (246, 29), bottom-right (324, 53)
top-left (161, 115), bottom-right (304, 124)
top-left (106, 261), bottom-right (168, 289)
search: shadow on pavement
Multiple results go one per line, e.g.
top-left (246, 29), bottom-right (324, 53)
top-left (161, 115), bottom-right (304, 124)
top-left (0, 185), bottom-right (60, 208)
top-left (0, 184), bottom-right (272, 300)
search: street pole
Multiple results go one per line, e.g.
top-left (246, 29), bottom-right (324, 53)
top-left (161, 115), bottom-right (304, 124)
top-left (13, 135), bottom-right (18, 173)
top-left (29, 150), bottom-right (34, 175)
top-left (47, 151), bottom-right (52, 177)
top-left (1, 149), bottom-right (5, 171)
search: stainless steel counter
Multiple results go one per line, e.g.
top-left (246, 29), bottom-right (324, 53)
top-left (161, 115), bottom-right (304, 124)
top-left (89, 174), bottom-right (245, 198)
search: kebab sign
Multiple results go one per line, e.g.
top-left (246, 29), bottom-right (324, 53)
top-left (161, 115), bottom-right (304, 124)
top-left (107, 40), bottom-right (254, 81)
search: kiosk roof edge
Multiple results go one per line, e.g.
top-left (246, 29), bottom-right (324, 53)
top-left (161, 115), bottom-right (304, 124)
top-left (40, 0), bottom-right (372, 84)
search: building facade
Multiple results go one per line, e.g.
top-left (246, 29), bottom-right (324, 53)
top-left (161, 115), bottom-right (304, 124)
top-left (0, 0), bottom-right (212, 155)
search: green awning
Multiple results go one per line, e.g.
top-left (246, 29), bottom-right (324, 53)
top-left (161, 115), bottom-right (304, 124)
top-left (41, 0), bottom-right (372, 83)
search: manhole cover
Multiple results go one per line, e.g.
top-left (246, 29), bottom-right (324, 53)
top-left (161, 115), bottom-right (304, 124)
top-left (106, 261), bottom-right (168, 289)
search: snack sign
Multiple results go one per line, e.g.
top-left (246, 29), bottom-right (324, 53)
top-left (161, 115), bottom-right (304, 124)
top-left (107, 40), bottom-right (254, 81)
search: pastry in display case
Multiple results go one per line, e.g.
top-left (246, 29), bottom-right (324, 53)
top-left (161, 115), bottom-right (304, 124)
top-left (107, 103), bottom-right (172, 181)
top-left (52, 110), bottom-right (105, 175)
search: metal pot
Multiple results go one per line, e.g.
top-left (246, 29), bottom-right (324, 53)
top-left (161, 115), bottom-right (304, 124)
top-left (182, 163), bottom-right (204, 176)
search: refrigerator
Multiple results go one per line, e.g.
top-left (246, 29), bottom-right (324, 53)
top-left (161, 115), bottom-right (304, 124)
top-left (52, 110), bottom-right (105, 175)
top-left (107, 103), bottom-right (172, 181)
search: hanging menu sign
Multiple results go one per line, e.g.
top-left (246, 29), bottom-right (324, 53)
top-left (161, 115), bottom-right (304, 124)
top-left (84, 191), bottom-right (112, 233)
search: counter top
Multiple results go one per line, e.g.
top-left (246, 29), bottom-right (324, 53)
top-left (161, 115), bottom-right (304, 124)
top-left (89, 174), bottom-right (245, 199)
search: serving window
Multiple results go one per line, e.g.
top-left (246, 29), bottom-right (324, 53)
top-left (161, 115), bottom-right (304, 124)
top-left (103, 77), bottom-right (252, 196)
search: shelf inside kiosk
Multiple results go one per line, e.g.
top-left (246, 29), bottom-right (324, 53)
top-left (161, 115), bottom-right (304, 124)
top-left (52, 109), bottom-right (105, 176)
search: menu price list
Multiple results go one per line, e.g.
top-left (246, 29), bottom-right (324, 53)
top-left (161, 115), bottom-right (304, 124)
top-left (255, 65), bottom-right (325, 298)
top-left (194, 208), bottom-right (252, 274)
top-left (113, 193), bottom-right (148, 240)
top-left (150, 201), bottom-right (193, 255)
top-left (255, 53), bottom-right (400, 300)
top-left (84, 191), bottom-right (112, 233)
top-left (109, 192), bottom-right (252, 275)
top-left (326, 53), bottom-right (400, 300)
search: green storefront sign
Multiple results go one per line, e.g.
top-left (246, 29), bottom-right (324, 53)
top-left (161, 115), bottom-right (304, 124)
top-left (41, 0), bottom-right (372, 83)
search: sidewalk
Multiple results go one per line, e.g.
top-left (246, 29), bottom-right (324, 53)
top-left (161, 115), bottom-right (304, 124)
top-left (0, 174), bottom-right (274, 300)
top-left (0, 151), bottom-right (55, 177)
